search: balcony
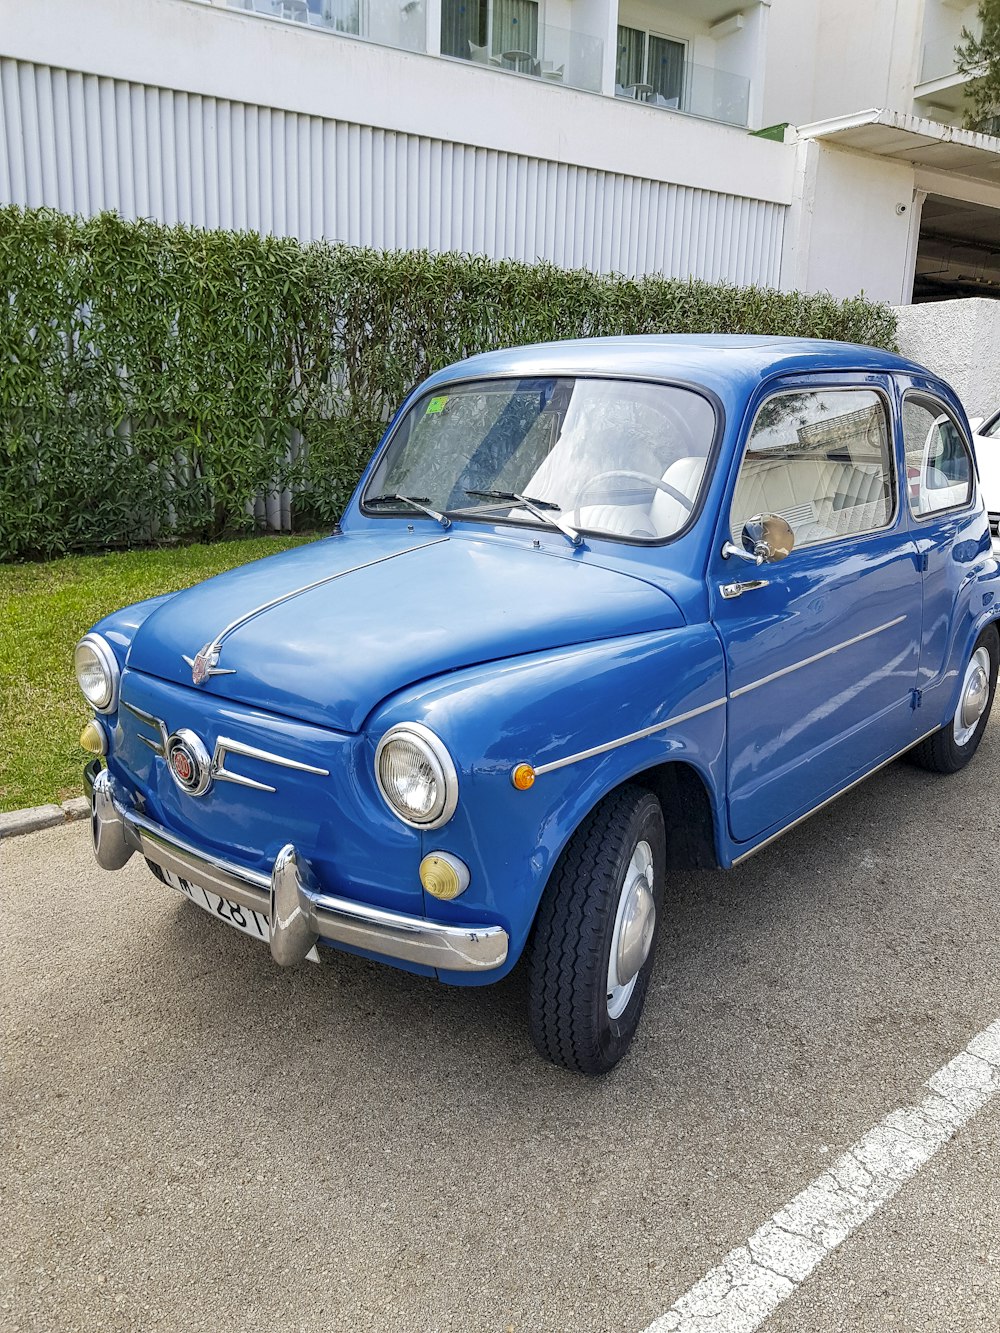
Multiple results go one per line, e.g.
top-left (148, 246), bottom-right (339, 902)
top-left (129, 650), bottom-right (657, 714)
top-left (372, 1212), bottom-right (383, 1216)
top-left (225, 0), bottom-right (426, 53)
top-left (915, 31), bottom-right (981, 120)
top-left (615, 59), bottom-right (749, 128)
top-left (441, 1), bottom-right (603, 94)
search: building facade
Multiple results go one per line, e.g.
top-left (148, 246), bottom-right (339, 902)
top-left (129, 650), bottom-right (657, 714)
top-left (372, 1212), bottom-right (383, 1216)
top-left (1, 0), bottom-right (998, 303)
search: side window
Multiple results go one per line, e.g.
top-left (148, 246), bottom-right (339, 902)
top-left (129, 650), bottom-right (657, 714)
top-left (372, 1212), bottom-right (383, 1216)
top-left (983, 410), bottom-right (1000, 439)
top-left (730, 389), bottom-right (894, 551)
top-left (901, 396), bottom-right (973, 517)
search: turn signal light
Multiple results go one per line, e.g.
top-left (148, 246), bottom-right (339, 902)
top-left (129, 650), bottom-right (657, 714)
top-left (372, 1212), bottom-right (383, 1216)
top-left (79, 720), bottom-right (108, 756)
top-left (419, 852), bottom-right (470, 901)
top-left (511, 763), bottom-right (536, 791)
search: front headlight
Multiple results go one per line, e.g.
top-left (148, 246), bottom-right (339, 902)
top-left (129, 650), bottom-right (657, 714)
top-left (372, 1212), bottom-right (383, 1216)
top-left (74, 633), bottom-right (120, 712)
top-left (375, 723), bottom-right (458, 829)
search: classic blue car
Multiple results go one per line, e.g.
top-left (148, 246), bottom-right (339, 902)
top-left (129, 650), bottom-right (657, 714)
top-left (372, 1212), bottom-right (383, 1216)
top-left (78, 336), bottom-right (999, 1074)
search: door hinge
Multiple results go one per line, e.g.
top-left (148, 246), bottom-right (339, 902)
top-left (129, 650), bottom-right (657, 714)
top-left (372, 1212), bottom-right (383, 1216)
top-left (917, 551), bottom-right (929, 573)
top-left (911, 688), bottom-right (923, 709)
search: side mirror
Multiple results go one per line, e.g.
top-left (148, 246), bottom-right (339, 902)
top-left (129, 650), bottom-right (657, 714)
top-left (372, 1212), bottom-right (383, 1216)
top-left (722, 514), bottom-right (795, 565)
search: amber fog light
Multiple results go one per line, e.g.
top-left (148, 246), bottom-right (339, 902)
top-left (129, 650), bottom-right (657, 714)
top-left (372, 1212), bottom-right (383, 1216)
top-left (419, 852), bottom-right (470, 901)
top-left (80, 720), bottom-right (108, 756)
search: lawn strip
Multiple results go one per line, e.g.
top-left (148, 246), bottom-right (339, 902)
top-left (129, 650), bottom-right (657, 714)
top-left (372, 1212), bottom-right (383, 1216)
top-left (0, 535), bottom-right (318, 812)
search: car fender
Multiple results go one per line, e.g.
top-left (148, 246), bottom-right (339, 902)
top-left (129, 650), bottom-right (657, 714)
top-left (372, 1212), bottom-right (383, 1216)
top-left (367, 624), bottom-right (727, 983)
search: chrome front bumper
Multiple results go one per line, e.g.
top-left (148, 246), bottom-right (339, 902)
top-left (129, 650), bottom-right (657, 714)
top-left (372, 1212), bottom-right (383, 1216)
top-left (84, 761), bottom-right (508, 972)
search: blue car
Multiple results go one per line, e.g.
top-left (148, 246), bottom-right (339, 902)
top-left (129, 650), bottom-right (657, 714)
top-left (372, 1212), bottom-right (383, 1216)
top-left (78, 336), bottom-right (1000, 1074)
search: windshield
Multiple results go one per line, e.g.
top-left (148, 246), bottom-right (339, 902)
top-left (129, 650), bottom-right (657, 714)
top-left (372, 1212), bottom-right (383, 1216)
top-left (363, 376), bottom-right (717, 543)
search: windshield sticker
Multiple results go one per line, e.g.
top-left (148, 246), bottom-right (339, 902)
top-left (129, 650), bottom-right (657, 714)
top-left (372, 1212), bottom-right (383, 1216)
top-left (425, 396), bottom-right (448, 415)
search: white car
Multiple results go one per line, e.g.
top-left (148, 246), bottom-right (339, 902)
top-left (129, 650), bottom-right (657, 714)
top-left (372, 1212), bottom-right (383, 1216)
top-left (971, 409), bottom-right (1000, 553)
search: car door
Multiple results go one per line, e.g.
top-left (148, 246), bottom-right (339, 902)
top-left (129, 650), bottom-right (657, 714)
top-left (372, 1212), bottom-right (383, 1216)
top-left (710, 378), bottom-right (922, 845)
top-left (899, 386), bottom-right (986, 722)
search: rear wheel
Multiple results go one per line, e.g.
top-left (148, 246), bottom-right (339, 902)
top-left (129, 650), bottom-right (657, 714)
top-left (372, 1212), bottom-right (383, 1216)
top-left (910, 624), bottom-right (998, 774)
top-left (528, 785), bottom-right (665, 1076)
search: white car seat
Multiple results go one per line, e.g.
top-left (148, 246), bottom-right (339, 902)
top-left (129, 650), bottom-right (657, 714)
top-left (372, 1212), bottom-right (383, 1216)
top-left (648, 456), bottom-right (707, 537)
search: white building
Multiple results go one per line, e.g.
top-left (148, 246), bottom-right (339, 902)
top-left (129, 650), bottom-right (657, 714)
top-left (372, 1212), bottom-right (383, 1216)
top-left (1, 0), bottom-right (999, 303)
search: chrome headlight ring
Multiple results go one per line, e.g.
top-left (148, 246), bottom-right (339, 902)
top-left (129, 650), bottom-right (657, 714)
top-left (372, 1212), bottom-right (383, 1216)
top-left (374, 722), bottom-right (459, 830)
top-left (74, 633), bottom-right (121, 713)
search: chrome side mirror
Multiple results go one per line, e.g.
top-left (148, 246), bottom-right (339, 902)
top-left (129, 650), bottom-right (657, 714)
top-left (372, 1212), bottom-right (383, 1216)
top-left (722, 514), bottom-right (795, 565)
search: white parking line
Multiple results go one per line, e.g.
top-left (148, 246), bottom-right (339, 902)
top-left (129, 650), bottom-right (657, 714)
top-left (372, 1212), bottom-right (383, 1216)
top-left (644, 1020), bottom-right (1000, 1333)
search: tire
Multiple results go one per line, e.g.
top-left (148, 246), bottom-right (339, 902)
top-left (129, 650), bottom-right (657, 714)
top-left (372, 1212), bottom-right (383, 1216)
top-left (910, 623), bottom-right (999, 774)
top-left (527, 784), bottom-right (666, 1076)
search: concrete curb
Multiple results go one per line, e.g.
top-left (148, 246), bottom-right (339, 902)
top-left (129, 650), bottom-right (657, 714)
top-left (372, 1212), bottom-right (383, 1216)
top-left (0, 797), bottom-right (90, 840)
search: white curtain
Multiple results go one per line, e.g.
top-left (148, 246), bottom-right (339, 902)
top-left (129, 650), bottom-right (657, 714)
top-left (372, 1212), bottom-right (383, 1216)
top-left (492, 0), bottom-right (538, 57)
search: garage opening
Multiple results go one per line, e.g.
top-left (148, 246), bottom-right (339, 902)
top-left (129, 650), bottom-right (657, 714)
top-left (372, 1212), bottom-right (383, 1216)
top-left (913, 194), bottom-right (1000, 301)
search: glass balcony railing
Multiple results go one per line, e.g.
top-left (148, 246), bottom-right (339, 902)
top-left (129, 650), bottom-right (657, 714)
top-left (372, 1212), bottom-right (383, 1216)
top-left (920, 33), bottom-right (977, 83)
top-left (227, 0), bottom-right (426, 54)
top-left (615, 60), bottom-right (749, 128)
top-left (445, 19), bottom-right (604, 94)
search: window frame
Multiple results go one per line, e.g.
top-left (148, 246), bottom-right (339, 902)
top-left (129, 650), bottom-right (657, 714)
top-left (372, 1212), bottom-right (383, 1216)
top-left (900, 390), bottom-right (978, 525)
top-left (727, 384), bottom-right (899, 557)
top-left (980, 407), bottom-right (1000, 440)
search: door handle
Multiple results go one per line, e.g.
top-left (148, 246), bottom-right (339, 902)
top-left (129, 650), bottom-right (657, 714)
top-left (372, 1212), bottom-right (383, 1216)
top-left (720, 578), bottom-right (769, 600)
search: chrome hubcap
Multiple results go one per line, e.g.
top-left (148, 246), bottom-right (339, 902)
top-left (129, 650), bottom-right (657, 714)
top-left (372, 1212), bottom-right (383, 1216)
top-left (607, 839), bottom-right (656, 1020)
top-left (954, 646), bottom-right (991, 747)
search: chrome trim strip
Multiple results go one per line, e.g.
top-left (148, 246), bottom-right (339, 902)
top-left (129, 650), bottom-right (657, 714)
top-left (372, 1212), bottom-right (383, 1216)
top-left (731, 724), bottom-right (940, 865)
top-left (212, 736), bottom-right (330, 793)
top-left (119, 704), bottom-right (330, 795)
top-left (122, 700), bottom-right (169, 755)
top-left (186, 537), bottom-right (449, 678)
top-left (214, 736), bottom-right (329, 775)
top-left (533, 697), bottom-right (727, 776)
top-left (728, 616), bottom-right (907, 700)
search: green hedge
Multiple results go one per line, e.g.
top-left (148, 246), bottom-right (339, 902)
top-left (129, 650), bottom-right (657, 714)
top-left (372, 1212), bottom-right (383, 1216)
top-left (0, 206), bottom-right (899, 561)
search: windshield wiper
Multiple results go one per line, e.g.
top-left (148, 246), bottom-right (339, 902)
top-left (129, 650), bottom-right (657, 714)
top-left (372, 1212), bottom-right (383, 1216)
top-left (462, 489), bottom-right (582, 547)
top-left (366, 493), bottom-right (451, 528)
top-left (464, 488), bottom-right (560, 509)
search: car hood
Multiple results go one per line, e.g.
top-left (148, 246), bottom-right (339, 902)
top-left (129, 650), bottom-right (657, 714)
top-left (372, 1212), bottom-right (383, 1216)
top-left (125, 531), bottom-right (684, 732)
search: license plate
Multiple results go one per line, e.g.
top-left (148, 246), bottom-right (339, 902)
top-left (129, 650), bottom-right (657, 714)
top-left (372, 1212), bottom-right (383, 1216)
top-left (161, 867), bottom-right (319, 961)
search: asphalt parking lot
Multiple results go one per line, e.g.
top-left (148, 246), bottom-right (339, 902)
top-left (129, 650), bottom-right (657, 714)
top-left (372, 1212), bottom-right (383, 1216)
top-left (2, 728), bottom-right (999, 1333)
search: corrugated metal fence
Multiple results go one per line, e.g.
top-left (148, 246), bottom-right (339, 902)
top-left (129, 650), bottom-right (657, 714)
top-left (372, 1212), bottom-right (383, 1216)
top-left (0, 57), bottom-right (786, 284)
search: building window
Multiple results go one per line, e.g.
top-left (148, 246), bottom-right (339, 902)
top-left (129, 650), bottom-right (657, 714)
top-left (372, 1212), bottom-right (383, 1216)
top-left (616, 25), bottom-right (684, 104)
top-left (442, 0), bottom-right (538, 61)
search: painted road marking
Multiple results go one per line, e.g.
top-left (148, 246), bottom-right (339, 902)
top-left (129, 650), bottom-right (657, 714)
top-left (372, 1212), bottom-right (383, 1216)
top-left (644, 1020), bottom-right (1000, 1333)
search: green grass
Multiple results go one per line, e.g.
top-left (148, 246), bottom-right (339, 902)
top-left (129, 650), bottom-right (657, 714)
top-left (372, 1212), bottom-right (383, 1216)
top-left (0, 535), bottom-right (318, 813)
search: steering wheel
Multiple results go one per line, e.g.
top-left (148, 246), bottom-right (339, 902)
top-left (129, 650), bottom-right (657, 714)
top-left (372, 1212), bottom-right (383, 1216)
top-left (576, 469), bottom-right (695, 514)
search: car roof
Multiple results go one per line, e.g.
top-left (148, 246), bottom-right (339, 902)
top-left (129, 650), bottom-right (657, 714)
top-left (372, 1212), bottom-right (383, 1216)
top-left (419, 335), bottom-right (934, 401)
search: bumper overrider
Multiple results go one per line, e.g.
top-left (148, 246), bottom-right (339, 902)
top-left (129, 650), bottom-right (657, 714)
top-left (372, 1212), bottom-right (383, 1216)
top-left (84, 760), bottom-right (508, 972)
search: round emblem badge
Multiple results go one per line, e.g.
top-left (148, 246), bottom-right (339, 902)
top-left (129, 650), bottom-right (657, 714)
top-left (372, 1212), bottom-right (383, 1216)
top-left (165, 730), bottom-right (213, 796)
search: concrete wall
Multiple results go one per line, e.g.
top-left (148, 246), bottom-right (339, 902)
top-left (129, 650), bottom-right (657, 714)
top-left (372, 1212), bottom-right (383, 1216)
top-left (782, 139), bottom-right (917, 303)
top-left (894, 298), bottom-right (1000, 418)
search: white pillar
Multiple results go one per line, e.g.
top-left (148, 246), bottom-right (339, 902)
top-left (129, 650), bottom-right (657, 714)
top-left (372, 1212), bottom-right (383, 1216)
top-left (424, 0), bottom-right (441, 55)
top-left (900, 187), bottom-right (927, 305)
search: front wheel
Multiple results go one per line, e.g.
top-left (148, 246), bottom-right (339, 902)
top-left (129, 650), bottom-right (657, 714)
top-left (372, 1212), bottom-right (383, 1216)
top-left (527, 785), bottom-right (665, 1076)
top-left (910, 624), bottom-right (999, 774)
